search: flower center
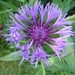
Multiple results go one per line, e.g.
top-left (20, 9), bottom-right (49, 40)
top-left (30, 27), bottom-right (48, 42)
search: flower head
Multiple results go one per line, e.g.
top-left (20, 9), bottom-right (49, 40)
top-left (5, 1), bottom-right (73, 66)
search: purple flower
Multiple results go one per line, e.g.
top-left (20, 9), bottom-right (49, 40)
top-left (5, 2), bottom-right (73, 66)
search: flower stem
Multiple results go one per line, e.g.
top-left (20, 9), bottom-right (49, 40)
top-left (41, 61), bottom-right (46, 75)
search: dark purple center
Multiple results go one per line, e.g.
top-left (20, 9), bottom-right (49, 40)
top-left (30, 26), bottom-right (48, 43)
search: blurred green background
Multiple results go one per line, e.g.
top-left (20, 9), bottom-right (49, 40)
top-left (0, 0), bottom-right (75, 75)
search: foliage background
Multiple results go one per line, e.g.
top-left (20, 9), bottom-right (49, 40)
top-left (0, 0), bottom-right (75, 75)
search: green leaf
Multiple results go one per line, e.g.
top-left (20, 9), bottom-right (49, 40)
top-left (62, 0), bottom-right (71, 14)
top-left (64, 37), bottom-right (75, 74)
top-left (17, 0), bottom-right (25, 3)
top-left (70, 1), bottom-right (75, 9)
top-left (17, 0), bottom-right (27, 4)
top-left (52, 0), bottom-right (71, 13)
top-left (29, 0), bottom-right (37, 6)
top-left (0, 1), bottom-right (17, 11)
top-left (66, 37), bottom-right (74, 52)
top-left (63, 0), bottom-right (70, 5)
top-left (35, 69), bottom-right (42, 75)
top-left (48, 57), bottom-right (71, 73)
top-left (35, 61), bottom-right (46, 75)
top-left (0, 51), bottom-right (22, 61)
top-left (44, 43), bottom-right (54, 54)
top-left (52, 0), bottom-right (63, 8)
top-left (0, 9), bottom-right (12, 14)
top-left (66, 14), bottom-right (75, 22)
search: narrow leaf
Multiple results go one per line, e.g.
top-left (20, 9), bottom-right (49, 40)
top-left (0, 51), bottom-right (22, 61)
top-left (0, 9), bottom-right (12, 14)
top-left (0, 1), bottom-right (17, 11)
top-left (29, 0), bottom-right (37, 6)
top-left (62, 0), bottom-right (71, 14)
top-left (52, 0), bottom-right (63, 8)
top-left (48, 57), bottom-right (71, 72)
top-left (66, 14), bottom-right (75, 22)
top-left (35, 69), bottom-right (42, 75)
top-left (17, 0), bottom-right (25, 3)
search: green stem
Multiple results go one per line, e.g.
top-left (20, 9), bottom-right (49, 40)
top-left (41, 61), bottom-right (46, 75)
